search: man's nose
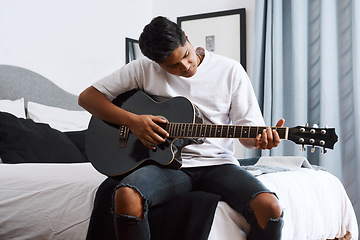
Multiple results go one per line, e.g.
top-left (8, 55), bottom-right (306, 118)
top-left (180, 60), bottom-right (191, 71)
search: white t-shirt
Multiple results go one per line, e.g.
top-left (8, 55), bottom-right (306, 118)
top-left (93, 49), bottom-right (265, 168)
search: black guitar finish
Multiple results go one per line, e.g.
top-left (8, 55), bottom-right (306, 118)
top-left (86, 90), bottom-right (338, 177)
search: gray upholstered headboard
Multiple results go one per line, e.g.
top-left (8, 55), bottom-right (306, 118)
top-left (0, 64), bottom-right (82, 111)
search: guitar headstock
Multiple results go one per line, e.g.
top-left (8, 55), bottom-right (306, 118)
top-left (288, 125), bottom-right (338, 153)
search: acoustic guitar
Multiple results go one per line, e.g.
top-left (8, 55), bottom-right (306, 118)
top-left (86, 89), bottom-right (338, 177)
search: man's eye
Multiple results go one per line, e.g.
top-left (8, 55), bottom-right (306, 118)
top-left (168, 64), bottom-right (177, 68)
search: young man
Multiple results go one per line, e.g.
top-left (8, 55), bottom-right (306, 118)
top-left (79, 16), bottom-right (285, 239)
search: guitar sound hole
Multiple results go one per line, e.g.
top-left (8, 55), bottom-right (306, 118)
top-left (157, 139), bottom-right (171, 150)
top-left (158, 142), bottom-right (166, 150)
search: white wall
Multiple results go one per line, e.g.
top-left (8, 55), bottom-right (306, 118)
top-left (0, 0), bottom-right (153, 94)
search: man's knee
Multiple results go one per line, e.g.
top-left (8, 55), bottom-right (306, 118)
top-left (249, 192), bottom-right (282, 229)
top-left (114, 186), bottom-right (144, 219)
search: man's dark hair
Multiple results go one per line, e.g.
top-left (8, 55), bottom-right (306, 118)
top-left (139, 16), bottom-right (187, 63)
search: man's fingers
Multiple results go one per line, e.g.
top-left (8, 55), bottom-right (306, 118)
top-left (276, 118), bottom-right (285, 127)
top-left (152, 116), bottom-right (169, 138)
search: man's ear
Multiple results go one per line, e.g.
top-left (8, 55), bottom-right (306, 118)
top-left (183, 31), bottom-right (189, 40)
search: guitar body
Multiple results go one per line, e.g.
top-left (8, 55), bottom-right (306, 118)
top-left (86, 90), bottom-right (204, 177)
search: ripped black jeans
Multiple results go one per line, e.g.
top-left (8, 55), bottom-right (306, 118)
top-left (113, 164), bottom-right (283, 239)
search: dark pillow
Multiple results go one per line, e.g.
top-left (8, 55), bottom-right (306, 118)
top-left (63, 130), bottom-right (88, 160)
top-left (0, 111), bottom-right (87, 163)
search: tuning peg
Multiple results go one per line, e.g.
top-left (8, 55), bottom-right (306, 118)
top-left (305, 123), bottom-right (309, 127)
top-left (311, 146), bottom-right (316, 153)
top-left (324, 125), bottom-right (328, 129)
top-left (322, 148), bottom-right (327, 154)
top-left (313, 124), bottom-right (319, 128)
top-left (301, 145), bottom-right (306, 152)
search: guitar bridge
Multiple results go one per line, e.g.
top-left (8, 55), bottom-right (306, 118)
top-left (119, 126), bottom-right (129, 148)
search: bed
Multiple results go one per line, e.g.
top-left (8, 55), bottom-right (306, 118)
top-left (0, 64), bottom-right (358, 240)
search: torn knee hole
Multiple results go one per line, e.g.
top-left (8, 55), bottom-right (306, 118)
top-left (114, 186), bottom-right (147, 219)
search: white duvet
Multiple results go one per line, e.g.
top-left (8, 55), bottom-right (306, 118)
top-left (0, 163), bottom-right (358, 240)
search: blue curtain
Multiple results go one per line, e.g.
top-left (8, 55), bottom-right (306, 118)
top-left (250, 0), bottom-right (360, 228)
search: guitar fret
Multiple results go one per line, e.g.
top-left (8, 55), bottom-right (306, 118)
top-left (202, 125), bottom-right (207, 137)
top-left (185, 123), bottom-right (189, 137)
top-left (210, 125), bottom-right (215, 137)
top-left (173, 123), bottom-right (176, 136)
top-left (222, 126), bottom-right (226, 138)
top-left (249, 126), bottom-right (257, 138)
top-left (172, 123), bottom-right (176, 136)
top-left (240, 126), bottom-right (244, 138)
top-left (173, 123), bottom-right (177, 136)
top-left (176, 123), bottom-right (180, 136)
top-left (228, 126), bottom-right (233, 138)
top-left (174, 123), bottom-right (178, 136)
top-left (171, 123), bottom-right (175, 136)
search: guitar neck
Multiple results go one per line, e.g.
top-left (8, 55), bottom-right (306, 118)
top-left (162, 123), bottom-right (289, 139)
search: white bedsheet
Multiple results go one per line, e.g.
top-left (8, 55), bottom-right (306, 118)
top-left (0, 163), bottom-right (358, 240)
top-left (0, 163), bottom-right (106, 240)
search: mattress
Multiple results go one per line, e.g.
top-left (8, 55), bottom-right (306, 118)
top-left (0, 163), bottom-right (358, 240)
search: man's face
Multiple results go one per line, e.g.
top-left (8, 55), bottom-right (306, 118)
top-left (159, 41), bottom-right (198, 78)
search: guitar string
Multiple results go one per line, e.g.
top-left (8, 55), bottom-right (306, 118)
top-left (162, 122), bottom-right (286, 138)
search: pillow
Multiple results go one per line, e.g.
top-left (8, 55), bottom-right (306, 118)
top-left (0, 111), bottom-right (87, 163)
top-left (63, 130), bottom-right (88, 160)
top-left (0, 98), bottom-right (26, 118)
top-left (27, 101), bottom-right (91, 132)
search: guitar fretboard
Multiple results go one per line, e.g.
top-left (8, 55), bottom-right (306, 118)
top-left (161, 123), bottom-right (289, 139)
